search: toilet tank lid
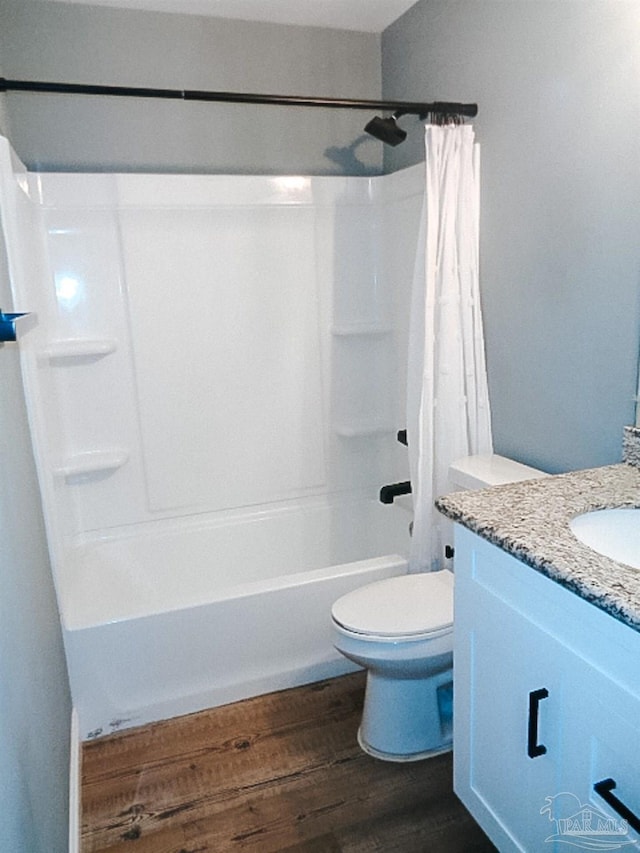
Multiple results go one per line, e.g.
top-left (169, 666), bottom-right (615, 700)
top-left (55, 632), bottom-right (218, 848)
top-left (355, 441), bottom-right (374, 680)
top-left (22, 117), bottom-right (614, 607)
top-left (331, 571), bottom-right (453, 638)
top-left (448, 453), bottom-right (549, 490)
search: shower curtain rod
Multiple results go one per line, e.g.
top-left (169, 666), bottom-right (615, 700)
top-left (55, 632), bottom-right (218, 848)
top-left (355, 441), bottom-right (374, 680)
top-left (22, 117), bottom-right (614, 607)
top-left (0, 77), bottom-right (477, 118)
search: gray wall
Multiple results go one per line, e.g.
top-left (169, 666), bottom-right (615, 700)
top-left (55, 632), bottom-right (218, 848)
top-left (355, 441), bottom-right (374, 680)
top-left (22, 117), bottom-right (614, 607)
top-left (383, 0), bottom-right (640, 473)
top-left (0, 211), bottom-right (71, 850)
top-left (0, 0), bottom-right (382, 175)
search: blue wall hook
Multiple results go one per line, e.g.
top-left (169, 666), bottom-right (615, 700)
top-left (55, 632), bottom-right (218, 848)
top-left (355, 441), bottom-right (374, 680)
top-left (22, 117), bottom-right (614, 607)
top-left (0, 309), bottom-right (30, 342)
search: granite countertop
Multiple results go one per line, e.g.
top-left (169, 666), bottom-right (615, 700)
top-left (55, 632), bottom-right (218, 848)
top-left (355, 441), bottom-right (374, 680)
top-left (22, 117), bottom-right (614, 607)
top-left (436, 451), bottom-right (640, 632)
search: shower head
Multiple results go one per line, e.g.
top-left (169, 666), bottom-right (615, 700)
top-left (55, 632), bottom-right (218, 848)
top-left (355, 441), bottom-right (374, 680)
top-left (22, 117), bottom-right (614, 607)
top-left (364, 112), bottom-right (407, 147)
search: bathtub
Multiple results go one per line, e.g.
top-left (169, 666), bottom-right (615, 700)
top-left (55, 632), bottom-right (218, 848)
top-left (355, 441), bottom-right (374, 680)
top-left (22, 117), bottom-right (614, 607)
top-left (60, 496), bottom-right (410, 740)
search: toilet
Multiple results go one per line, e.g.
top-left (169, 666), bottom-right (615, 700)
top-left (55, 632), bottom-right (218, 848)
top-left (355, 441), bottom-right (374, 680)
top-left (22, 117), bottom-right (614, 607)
top-left (331, 453), bottom-right (548, 762)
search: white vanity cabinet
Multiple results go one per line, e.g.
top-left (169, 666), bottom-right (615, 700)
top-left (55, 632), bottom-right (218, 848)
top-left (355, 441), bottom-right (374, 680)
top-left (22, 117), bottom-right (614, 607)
top-left (454, 526), bottom-right (640, 852)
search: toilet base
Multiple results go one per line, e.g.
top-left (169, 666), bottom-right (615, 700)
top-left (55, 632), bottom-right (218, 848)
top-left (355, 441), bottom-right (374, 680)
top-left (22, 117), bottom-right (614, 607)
top-left (358, 668), bottom-right (453, 761)
top-left (357, 726), bottom-right (452, 763)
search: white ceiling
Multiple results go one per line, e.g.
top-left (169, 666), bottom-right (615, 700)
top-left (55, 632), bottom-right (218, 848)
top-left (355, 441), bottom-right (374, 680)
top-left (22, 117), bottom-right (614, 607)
top-left (39, 0), bottom-right (419, 32)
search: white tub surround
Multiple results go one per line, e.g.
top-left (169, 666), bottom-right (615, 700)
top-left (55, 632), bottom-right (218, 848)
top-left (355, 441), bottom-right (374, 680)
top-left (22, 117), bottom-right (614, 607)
top-left (0, 138), bottom-right (426, 738)
top-left (14, 164), bottom-right (423, 537)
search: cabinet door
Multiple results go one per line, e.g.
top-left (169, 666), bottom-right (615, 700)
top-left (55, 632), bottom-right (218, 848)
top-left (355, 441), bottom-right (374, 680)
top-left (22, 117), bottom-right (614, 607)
top-left (560, 666), bottom-right (640, 849)
top-left (455, 540), bottom-right (577, 852)
top-left (454, 528), bottom-right (640, 853)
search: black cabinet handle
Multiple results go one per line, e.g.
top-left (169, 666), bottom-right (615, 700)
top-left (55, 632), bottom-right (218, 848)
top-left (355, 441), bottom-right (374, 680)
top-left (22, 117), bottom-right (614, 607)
top-left (594, 778), bottom-right (640, 834)
top-left (527, 688), bottom-right (549, 758)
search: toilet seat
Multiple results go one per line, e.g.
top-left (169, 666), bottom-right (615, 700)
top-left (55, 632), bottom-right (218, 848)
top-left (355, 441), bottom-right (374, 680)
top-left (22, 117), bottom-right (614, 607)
top-left (331, 571), bottom-right (453, 642)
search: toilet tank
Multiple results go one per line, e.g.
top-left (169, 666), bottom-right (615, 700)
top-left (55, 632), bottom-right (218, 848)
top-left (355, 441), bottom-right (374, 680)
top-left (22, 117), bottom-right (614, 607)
top-left (441, 454), bottom-right (548, 570)
top-left (448, 453), bottom-right (548, 492)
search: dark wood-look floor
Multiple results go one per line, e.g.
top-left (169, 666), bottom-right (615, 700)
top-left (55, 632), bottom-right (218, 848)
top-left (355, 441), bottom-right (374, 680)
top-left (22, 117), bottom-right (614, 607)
top-left (81, 672), bottom-right (496, 852)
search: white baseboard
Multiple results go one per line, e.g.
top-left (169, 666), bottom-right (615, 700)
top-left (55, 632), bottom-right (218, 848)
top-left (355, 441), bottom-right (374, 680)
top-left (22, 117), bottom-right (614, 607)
top-left (68, 707), bottom-right (80, 853)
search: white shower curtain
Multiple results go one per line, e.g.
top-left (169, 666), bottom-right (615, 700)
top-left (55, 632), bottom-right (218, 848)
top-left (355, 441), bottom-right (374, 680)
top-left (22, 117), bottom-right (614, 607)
top-left (407, 124), bottom-right (493, 572)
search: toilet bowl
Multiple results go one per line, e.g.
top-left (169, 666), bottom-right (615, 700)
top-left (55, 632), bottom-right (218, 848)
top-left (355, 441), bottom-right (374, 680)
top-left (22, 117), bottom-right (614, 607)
top-left (332, 570), bottom-right (454, 761)
top-left (331, 453), bottom-right (548, 762)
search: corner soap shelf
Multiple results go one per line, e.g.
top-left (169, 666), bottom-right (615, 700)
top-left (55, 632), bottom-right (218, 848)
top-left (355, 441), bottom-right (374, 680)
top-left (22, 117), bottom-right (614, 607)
top-left (53, 450), bottom-right (129, 480)
top-left (39, 338), bottom-right (117, 362)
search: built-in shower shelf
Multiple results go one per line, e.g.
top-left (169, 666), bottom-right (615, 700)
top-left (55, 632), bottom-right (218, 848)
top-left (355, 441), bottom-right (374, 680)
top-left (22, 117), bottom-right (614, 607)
top-left (334, 423), bottom-right (395, 438)
top-left (54, 450), bottom-right (129, 480)
top-left (39, 338), bottom-right (118, 362)
top-left (331, 325), bottom-right (392, 337)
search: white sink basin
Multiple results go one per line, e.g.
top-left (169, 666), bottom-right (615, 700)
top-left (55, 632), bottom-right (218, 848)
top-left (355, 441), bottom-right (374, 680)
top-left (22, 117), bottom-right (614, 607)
top-left (569, 508), bottom-right (640, 569)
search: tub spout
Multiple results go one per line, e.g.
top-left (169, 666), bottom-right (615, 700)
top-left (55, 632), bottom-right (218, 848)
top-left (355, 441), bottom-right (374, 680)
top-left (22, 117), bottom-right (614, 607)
top-left (379, 481), bottom-right (412, 504)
